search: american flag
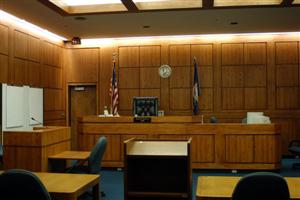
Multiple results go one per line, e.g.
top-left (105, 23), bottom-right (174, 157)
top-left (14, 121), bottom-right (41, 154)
top-left (193, 58), bottom-right (200, 115)
top-left (110, 61), bottom-right (119, 115)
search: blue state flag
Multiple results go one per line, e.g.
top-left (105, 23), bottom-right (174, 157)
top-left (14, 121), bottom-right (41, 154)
top-left (193, 58), bottom-right (200, 115)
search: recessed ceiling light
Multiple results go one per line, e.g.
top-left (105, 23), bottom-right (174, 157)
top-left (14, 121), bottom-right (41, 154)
top-left (74, 16), bottom-right (87, 20)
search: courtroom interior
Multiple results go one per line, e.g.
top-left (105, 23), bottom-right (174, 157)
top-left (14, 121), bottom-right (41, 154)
top-left (0, 0), bottom-right (300, 200)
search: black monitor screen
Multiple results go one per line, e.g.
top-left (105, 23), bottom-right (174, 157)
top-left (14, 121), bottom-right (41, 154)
top-left (133, 97), bottom-right (158, 116)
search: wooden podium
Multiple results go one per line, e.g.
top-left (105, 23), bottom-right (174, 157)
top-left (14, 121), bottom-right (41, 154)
top-left (3, 126), bottom-right (71, 172)
top-left (124, 138), bottom-right (192, 200)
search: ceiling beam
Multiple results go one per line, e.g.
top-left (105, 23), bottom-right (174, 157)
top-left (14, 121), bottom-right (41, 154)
top-left (121, 0), bottom-right (139, 12)
top-left (202, 0), bottom-right (214, 9)
top-left (280, 0), bottom-right (294, 6)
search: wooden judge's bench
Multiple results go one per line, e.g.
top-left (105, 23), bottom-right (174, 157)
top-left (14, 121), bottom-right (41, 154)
top-left (78, 116), bottom-right (281, 170)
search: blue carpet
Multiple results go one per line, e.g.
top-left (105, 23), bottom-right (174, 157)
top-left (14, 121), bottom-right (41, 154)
top-left (81, 158), bottom-right (300, 200)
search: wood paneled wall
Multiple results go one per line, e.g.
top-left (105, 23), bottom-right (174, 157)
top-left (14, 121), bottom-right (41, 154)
top-left (65, 35), bottom-right (300, 155)
top-left (0, 18), bottom-right (65, 126)
top-left (1, 15), bottom-right (299, 155)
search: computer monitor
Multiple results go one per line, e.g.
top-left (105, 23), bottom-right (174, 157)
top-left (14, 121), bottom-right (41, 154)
top-left (133, 97), bottom-right (158, 116)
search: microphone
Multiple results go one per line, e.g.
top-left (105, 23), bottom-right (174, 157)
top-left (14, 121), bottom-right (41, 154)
top-left (31, 117), bottom-right (42, 125)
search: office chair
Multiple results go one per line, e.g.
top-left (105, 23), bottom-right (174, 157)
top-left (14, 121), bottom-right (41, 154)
top-left (0, 169), bottom-right (52, 200)
top-left (232, 172), bottom-right (290, 200)
top-left (69, 136), bottom-right (107, 196)
top-left (288, 140), bottom-right (300, 168)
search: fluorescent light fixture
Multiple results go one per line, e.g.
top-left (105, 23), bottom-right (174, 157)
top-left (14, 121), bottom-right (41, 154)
top-left (56, 0), bottom-right (122, 6)
top-left (215, 0), bottom-right (281, 6)
top-left (81, 31), bottom-right (300, 46)
top-left (0, 10), bottom-right (67, 42)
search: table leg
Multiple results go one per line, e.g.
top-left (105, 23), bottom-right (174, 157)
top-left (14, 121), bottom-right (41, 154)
top-left (49, 159), bottom-right (66, 172)
top-left (92, 182), bottom-right (100, 200)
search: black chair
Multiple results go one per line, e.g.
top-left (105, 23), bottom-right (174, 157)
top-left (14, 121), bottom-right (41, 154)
top-left (232, 172), bottom-right (290, 200)
top-left (69, 136), bottom-right (107, 197)
top-left (0, 169), bottom-right (52, 200)
top-left (288, 140), bottom-right (300, 168)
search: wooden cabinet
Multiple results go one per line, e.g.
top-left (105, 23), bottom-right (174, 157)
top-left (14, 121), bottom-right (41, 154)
top-left (78, 116), bottom-right (281, 170)
top-left (124, 138), bottom-right (191, 200)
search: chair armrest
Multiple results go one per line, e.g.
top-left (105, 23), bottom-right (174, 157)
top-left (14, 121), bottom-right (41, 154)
top-left (288, 140), bottom-right (300, 148)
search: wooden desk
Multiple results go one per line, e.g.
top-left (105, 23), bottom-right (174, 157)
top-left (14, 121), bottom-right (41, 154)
top-left (196, 176), bottom-right (300, 200)
top-left (35, 172), bottom-right (99, 200)
top-left (0, 171), bottom-right (100, 200)
top-left (48, 151), bottom-right (90, 172)
top-left (3, 126), bottom-right (71, 172)
top-left (49, 151), bottom-right (90, 160)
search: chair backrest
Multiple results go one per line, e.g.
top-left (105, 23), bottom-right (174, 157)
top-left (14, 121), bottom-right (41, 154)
top-left (0, 169), bottom-right (52, 200)
top-left (232, 172), bottom-right (290, 200)
top-left (88, 136), bottom-right (107, 174)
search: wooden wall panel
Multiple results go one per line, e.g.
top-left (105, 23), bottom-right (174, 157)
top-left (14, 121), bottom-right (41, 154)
top-left (222, 66), bottom-right (244, 87)
top-left (276, 42), bottom-right (299, 64)
top-left (221, 43), bottom-right (243, 65)
top-left (0, 54), bottom-right (9, 83)
top-left (170, 88), bottom-right (191, 110)
top-left (199, 67), bottom-right (213, 87)
top-left (244, 43), bottom-right (266, 65)
top-left (0, 24), bottom-right (9, 55)
top-left (14, 30), bottom-right (27, 59)
top-left (140, 46), bottom-right (161, 67)
top-left (27, 35), bottom-right (40, 62)
top-left (276, 65), bottom-right (298, 86)
top-left (244, 65), bottom-right (266, 87)
top-left (222, 88), bottom-right (244, 110)
top-left (119, 68), bottom-right (139, 88)
top-left (66, 48), bottom-right (99, 83)
top-left (27, 61), bottom-right (40, 87)
top-left (140, 67), bottom-right (160, 88)
top-left (244, 88), bottom-right (266, 109)
top-left (13, 58), bottom-right (27, 85)
top-left (170, 66), bottom-right (191, 88)
top-left (44, 88), bottom-right (64, 111)
top-left (191, 44), bottom-right (213, 66)
top-left (199, 88), bottom-right (213, 110)
top-left (119, 46), bottom-right (139, 67)
top-left (169, 45), bottom-right (190, 66)
top-left (119, 89), bottom-right (139, 110)
top-left (276, 87), bottom-right (299, 109)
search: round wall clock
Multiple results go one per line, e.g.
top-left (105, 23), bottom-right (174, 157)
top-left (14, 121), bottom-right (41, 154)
top-left (158, 64), bottom-right (172, 78)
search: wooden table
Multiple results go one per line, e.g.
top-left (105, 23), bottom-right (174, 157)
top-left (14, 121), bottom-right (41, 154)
top-left (36, 172), bottom-right (99, 200)
top-left (48, 151), bottom-right (90, 172)
top-left (196, 176), bottom-right (300, 200)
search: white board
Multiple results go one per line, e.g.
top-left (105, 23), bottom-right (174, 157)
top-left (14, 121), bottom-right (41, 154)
top-left (2, 84), bottom-right (43, 130)
top-left (29, 88), bottom-right (43, 125)
top-left (6, 85), bottom-right (24, 128)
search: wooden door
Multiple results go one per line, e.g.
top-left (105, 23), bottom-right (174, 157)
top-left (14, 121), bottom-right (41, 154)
top-left (69, 85), bottom-right (96, 150)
